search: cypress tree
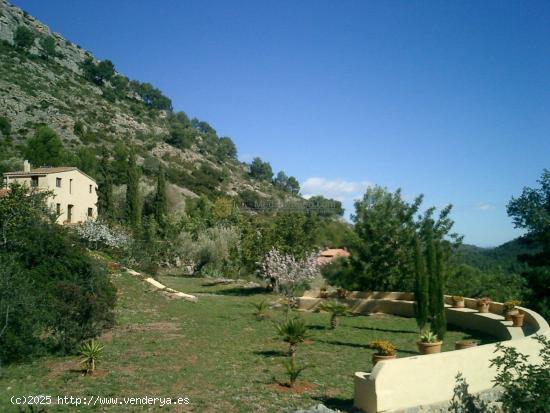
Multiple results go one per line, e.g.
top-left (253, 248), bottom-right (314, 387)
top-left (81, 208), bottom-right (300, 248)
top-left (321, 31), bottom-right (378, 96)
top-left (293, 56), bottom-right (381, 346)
top-left (97, 147), bottom-right (113, 219)
top-left (125, 151), bottom-right (141, 230)
top-left (153, 163), bottom-right (168, 232)
top-left (431, 244), bottom-right (447, 339)
top-left (414, 237), bottom-right (429, 329)
top-left (426, 225), bottom-right (439, 321)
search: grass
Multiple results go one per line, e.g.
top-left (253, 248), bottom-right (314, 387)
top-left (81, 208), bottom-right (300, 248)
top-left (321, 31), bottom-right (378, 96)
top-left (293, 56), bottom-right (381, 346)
top-left (0, 275), bottom-right (495, 412)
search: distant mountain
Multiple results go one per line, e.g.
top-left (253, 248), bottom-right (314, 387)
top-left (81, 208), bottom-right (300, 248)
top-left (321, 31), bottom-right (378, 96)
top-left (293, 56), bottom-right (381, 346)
top-left (454, 236), bottom-right (539, 274)
top-left (0, 0), bottom-right (298, 211)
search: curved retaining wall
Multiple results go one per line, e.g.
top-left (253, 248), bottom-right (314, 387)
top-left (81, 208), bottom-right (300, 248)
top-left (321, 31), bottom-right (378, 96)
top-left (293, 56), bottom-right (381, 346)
top-left (297, 293), bottom-right (549, 413)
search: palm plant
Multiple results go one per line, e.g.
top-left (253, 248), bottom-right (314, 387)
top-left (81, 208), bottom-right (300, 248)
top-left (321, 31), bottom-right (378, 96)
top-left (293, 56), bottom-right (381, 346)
top-left (275, 317), bottom-right (309, 357)
top-left (79, 339), bottom-right (104, 374)
top-left (251, 300), bottom-right (270, 319)
top-left (319, 300), bottom-right (349, 329)
top-left (282, 357), bottom-right (310, 388)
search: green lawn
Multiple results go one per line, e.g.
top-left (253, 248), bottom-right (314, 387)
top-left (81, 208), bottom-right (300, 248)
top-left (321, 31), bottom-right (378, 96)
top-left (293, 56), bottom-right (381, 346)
top-left (0, 274), bottom-right (495, 412)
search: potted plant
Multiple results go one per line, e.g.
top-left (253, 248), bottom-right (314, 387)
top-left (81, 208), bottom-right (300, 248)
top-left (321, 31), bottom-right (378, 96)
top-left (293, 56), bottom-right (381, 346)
top-left (503, 300), bottom-right (521, 321)
top-left (451, 295), bottom-right (465, 308)
top-left (417, 330), bottom-right (442, 354)
top-left (455, 339), bottom-right (478, 350)
top-left (511, 311), bottom-right (525, 327)
top-left (369, 340), bottom-right (397, 365)
top-left (477, 297), bottom-right (492, 313)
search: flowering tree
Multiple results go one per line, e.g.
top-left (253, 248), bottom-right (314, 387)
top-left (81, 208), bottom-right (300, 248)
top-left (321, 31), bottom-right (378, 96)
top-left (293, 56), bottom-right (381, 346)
top-left (259, 248), bottom-right (320, 313)
top-left (76, 220), bottom-right (130, 250)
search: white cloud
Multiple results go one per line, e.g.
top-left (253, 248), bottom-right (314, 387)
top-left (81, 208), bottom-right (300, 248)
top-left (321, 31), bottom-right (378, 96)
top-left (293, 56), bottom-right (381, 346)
top-left (301, 177), bottom-right (372, 202)
top-left (475, 203), bottom-right (494, 211)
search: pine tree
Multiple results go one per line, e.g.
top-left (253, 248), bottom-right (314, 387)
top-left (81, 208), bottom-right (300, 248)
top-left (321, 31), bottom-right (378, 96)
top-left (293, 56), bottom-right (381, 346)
top-left (97, 148), bottom-right (113, 219)
top-left (414, 237), bottom-right (429, 329)
top-left (153, 164), bottom-right (167, 232)
top-left (125, 151), bottom-right (141, 230)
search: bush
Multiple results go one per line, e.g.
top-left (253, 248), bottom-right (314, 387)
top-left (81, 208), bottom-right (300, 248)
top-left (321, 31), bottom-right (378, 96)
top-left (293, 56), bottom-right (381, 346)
top-left (13, 26), bottom-right (35, 50)
top-left (449, 334), bottom-right (550, 413)
top-left (0, 116), bottom-right (11, 137)
top-left (0, 185), bottom-right (116, 363)
top-left (39, 36), bottom-right (56, 57)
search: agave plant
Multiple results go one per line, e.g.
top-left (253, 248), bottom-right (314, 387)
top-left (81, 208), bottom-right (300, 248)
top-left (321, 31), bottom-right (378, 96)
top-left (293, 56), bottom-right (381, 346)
top-left (79, 339), bottom-right (104, 374)
top-left (319, 300), bottom-right (349, 329)
top-left (282, 357), bottom-right (311, 388)
top-left (419, 329), bottom-right (440, 343)
top-left (275, 317), bottom-right (309, 357)
top-left (251, 300), bottom-right (270, 319)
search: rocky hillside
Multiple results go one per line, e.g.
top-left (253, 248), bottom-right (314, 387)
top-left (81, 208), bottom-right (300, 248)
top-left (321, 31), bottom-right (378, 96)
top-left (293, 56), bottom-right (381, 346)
top-left (0, 0), bottom-right (297, 210)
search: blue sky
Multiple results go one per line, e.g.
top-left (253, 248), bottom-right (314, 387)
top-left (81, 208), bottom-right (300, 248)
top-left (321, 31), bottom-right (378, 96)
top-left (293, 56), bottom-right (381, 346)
top-left (12, 0), bottom-right (550, 246)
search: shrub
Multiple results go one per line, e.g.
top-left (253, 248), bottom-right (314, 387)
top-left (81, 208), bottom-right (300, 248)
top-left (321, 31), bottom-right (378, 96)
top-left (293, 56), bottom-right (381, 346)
top-left (0, 185), bottom-right (116, 363)
top-left (369, 340), bottom-right (396, 356)
top-left (39, 35), bottom-right (56, 57)
top-left (450, 335), bottom-right (550, 412)
top-left (13, 26), bottom-right (35, 49)
top-left (0, 116), bottom-right (11, 137)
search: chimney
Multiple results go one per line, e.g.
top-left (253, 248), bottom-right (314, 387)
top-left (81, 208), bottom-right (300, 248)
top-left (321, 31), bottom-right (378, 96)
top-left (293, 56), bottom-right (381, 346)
top-left (23, 160), bottom-right (31, 173)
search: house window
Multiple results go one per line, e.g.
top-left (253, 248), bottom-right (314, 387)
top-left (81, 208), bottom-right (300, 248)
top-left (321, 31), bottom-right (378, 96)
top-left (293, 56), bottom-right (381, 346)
top-left (31, 176), bottom-right (39, 187)
top-left (89, 184), bottom-right (92, 194)
top-left (87, 208), bottom-right (93, 217)
top-left (56, 177), bottom-right (62, 187)
top-left (56, 203), bottom-right (61, 215)
top-left (69, 179), bottom-right (73, 194)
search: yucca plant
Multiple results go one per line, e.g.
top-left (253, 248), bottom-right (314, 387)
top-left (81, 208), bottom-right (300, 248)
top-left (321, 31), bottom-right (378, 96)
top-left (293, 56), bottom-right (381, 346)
top-left (319, 300), bottom-right (349, 329)
top-left (252, 300), bottom-right (270, 319)
top-left (275, 317), bottom-right (309, 357)
top-left (282, 357), bottom-right (311, 388)
top-left (79, 339), bottom-right (104, 374)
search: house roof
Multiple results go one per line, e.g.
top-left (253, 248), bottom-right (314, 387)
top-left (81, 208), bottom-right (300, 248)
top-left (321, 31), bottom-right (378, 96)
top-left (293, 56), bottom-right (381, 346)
top-left (317, 248), bottom-right (351, 265)
top-left (319, 248), bottom-right (351, 258)
top-left (3, 167), bottom-right (96, 182)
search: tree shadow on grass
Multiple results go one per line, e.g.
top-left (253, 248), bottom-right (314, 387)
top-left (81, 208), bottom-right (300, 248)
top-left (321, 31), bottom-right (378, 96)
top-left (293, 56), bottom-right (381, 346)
top-left (352, 325), bottom-right (418, 335)
top-left (214, 287), bottom-right (270, 296)
top-left (253, 350), bottom-right (288, 357)
top-left (312, 395), bottom-right (359, 412)
top-left (308, 324), bottom-right (329, 331)
top-left (316, 339), bottom-right (418, 355)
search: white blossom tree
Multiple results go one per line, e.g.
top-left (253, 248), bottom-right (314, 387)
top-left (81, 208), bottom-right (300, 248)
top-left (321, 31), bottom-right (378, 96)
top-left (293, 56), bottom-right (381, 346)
top-left (75, 220), bottom-right (130, 250)
top-left (259, 248), bottom-right (320, 314)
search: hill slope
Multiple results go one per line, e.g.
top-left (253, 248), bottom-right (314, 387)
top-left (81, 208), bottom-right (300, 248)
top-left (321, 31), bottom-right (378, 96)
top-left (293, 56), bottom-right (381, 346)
top-left (0, 0), bottom-right (296, 209)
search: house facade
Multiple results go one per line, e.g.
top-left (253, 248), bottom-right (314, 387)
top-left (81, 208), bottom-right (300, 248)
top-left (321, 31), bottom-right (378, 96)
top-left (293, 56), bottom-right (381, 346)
top-left (3, 160), bottom-right (98, 224)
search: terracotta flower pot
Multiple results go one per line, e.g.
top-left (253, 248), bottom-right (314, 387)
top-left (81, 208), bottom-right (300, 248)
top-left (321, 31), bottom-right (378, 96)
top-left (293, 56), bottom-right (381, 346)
top-left (478, 303), bottom-right (490, 313)
top-left (372, 354), bottom-right (397, 366)
top-left (505, 309), bottom-right (519, 321)
top-left (512, 313), bottom-right (525, 327)
top-left (455, 340), bottom-right (478, 350)
top-left (417, 341), bottom-right (443, 355)
top-left (452, 299), bottom-right (465, 308)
